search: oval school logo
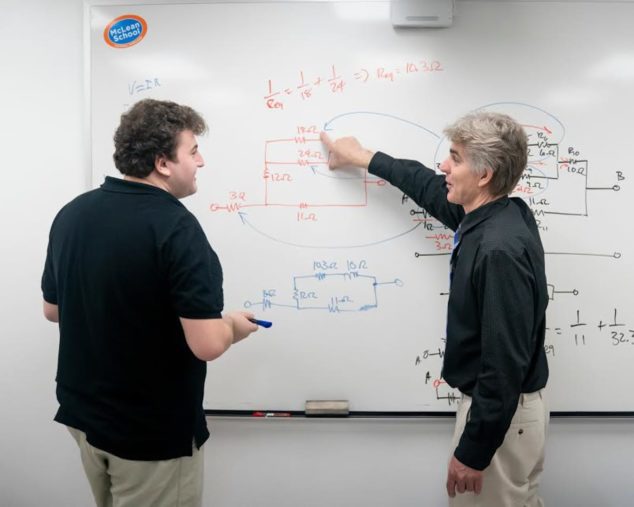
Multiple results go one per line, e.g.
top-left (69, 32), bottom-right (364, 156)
top-left (104, 14), bottom-right (147, 48)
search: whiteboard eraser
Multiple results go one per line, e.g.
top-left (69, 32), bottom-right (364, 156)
top-left (305, 400), bottom-right (349, 417)
top-left (391, 0), bottom-right (454, 28)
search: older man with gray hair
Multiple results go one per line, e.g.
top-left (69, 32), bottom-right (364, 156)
top-left (321, 111), bottom-right (549, 507)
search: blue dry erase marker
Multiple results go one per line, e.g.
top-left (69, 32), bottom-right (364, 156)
top-left (249, 318), bottom-right (273, 328)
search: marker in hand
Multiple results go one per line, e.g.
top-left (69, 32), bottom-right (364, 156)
top-left (249, 318), bottom-right (273, 328)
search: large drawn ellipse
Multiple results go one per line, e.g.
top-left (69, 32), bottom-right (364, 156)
top-left (237, 111), bottom-right (443, 249)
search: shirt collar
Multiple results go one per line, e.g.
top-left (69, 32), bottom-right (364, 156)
top-left (458, 196), bottom-right (509, 236)
top-left (100, 176), bottom-right (180, 204)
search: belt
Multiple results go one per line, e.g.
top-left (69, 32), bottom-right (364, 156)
top-left (461, 389), bottom-right (544, 405)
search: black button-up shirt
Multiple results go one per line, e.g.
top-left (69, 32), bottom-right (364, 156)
top-left (369, 152), bottom-right (549, 470)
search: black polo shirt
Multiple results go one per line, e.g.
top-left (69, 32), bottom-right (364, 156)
top-left (369, 152), bottom-right (548, 470)
top-left (42, 177), bottom-right (223, 460)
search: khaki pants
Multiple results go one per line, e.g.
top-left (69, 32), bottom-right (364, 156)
top-left (68, 427), bottom-right (204, 507)
top-left (449, 390), bottom-right (549, 507)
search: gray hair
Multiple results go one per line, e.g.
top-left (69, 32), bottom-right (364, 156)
top-left (443, 111), bottom-right (528, 197)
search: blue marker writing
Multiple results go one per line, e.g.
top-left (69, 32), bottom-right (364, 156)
top-left (249, 318), bottom-right (273, 328)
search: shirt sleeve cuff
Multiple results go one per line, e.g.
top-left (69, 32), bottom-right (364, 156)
top-left (454, 437), bottom-right (497, 471)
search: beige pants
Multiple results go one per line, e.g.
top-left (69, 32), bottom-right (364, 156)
top-left (68, 427), bottom-right (204, 507)
top-left (449, 390), bottom-right (549, 507)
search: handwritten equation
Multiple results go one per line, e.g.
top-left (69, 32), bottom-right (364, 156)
top-left (546, 308), bottom-right (634, 354)
top-left (127, 77), bottom-right (161, 96)
top-left (264, 59), bottom-right (444, 109)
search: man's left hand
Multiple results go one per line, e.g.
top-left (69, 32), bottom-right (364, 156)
top-left (446, 455), bottom-right (483, 497)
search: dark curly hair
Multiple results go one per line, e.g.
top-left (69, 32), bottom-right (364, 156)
top-left (113, 99), bottom-right (207, 177)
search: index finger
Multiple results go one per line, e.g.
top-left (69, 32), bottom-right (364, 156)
top-left (319, 131), bottom-right (333, 150)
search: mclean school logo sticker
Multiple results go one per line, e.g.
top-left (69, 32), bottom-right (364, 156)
top-left (104, 14), bottom-right (147, 48)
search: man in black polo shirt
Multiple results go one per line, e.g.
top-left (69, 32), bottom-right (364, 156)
top-left (42, 99), bottom-right (258, 507)
top-left (321, 111), bottom-right (549, 506)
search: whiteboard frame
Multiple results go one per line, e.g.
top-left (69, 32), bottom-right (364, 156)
top-left (85, 0), bottom-right (634, 416)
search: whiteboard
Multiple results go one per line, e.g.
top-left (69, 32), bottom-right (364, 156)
top-left (89, 1), bottom-right (634, 412)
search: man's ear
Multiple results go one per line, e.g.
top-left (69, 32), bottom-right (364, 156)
top-left (478, 167), bottom-right (493, 188)
top-left (154, 155), bottom-right (171, 177)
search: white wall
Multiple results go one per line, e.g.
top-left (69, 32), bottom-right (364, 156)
top-left (0, 1), bottom-right (632, 506)
top-left (0, 0), bottom-right (89, 505)
top-left (203, 417), bottom-right (634, 507)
